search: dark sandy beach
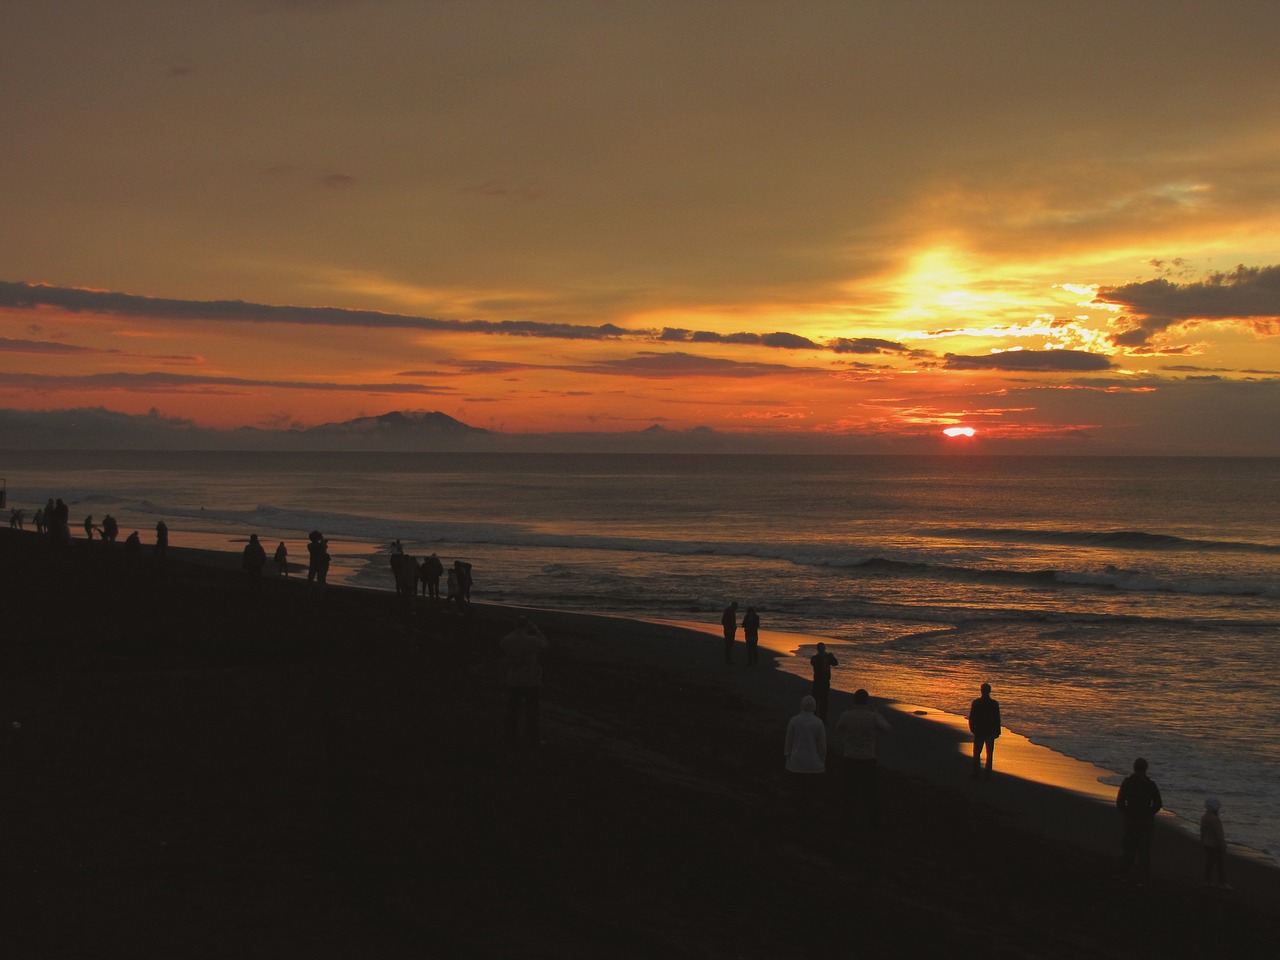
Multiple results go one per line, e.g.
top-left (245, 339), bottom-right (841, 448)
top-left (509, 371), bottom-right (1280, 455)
top-left (2, 527), bottom-right (1277, 958)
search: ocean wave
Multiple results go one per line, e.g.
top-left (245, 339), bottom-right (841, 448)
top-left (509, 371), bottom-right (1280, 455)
top-left (927, 525), bottom-right (1280, 554)
top-left (1054, 566), bottom-right (1279, 597)
top-left (131, 502), bottom-right (1280, 604)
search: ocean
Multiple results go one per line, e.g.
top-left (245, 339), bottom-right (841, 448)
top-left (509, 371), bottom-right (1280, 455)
top-left (7, 450), bottom-right (1279, 863)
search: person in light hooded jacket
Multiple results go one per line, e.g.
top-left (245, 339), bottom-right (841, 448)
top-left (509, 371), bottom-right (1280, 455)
top-left (1199, 797), bottom-right (1230, 888)
top-left (784, 695), bottom-right (827, 813)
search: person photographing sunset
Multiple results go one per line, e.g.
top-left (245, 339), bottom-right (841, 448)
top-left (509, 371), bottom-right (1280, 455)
top-left (810, 642), bottom-right (838, 722)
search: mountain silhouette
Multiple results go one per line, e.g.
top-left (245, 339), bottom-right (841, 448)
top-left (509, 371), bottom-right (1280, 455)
top-left (307, 410), bottom-right (490, 438)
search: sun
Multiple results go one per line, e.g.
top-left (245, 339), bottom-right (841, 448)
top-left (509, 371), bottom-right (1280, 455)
top-left (943, 427), bottom-right (976, 438)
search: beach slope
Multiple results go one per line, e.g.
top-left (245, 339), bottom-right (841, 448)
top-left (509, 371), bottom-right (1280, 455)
top-left (1, 529), bottom-right (1276, 958)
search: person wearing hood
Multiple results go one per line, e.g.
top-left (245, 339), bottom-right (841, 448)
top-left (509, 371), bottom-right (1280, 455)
top-left (784, 695), bottom-right (827, 813)
top-left (1200, 797), bottom-right (1231, 888)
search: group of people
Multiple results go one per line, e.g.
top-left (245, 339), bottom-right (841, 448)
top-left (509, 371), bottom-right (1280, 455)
top-left (232, 532), bottom-right (476, 610)
top-left (24, 496), bottom-right (164, 556)
top-left (388, 541), bottom-right (473, 612)
top-left (31, 497), bottom-right (71, 546)
top-left (1113, 757), bottom-right (1231, 889)
top-left (784, 643), bottom-right (1231, 889)
top-left (784, 687), bottom-right (891, 834)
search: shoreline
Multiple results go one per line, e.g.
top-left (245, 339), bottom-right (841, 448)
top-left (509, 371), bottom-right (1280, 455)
top-left (577, 611), bottom-right (1280, 875)
top-left (51, 531), bottom-right (1280, 869)
top-left (4, 528), bottom-right (1279, 957)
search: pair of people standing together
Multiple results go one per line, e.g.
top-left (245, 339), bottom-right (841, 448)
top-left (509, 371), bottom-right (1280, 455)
top-left (784, 688), bottom-right (891, 832)
top-left (720, 601), bottom-right (761, 666)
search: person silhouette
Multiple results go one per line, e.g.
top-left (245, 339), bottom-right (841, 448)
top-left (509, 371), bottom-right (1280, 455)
top-left (810, 643), bottom-right (838, 722)
top-left (836, 689), bottom-right (890, 832)
top-left (721, 601), bottom-right (739, 664)
top-left (1116, 757), bottom-right (1163, 883)
top-left (274, 541), bottom-right (289, 576)
top-left (456, 560), bottom-right (473, 607)
top-left (784, 695), bottom-right (827, 814)
top-left (968, 682), bottom-right (1002, 779)
top-left (1199, 797), bottom-right (1230, 888)
top-left (154, 520), bottom-right (169, 558)
top-left (743, 606), bottom-right (761, 667)
top-left (306, 531), bottom-right (330, 591)
top-left (242, 534), bottom-right (267, 592)
top-left (446, 563), bottom-right (460, 610)
top-left (422, 553), bottom-right (444, 599)
top-left (389, 541), bottom-right (416, 600)
top-left (499, 616), bottom-right (549, 748)
top-left (450, 560), bottom-right (473, 612)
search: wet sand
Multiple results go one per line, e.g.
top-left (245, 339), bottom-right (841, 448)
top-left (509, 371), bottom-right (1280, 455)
top-left (2, 528), bottom-right (1277, 958)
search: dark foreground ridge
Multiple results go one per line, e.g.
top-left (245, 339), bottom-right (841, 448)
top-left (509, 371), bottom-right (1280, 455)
top-left (2, 528), bottom-right (1277, 958)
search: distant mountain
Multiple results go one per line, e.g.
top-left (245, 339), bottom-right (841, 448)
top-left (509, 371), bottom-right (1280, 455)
top-left (303, 410), bottom-right (490, 440)
top-left (0, 407), bottom-right (493, 451)
top-left (0, 405), bottom-right (966, 454)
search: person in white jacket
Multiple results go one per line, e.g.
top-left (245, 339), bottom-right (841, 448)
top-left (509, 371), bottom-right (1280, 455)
top-left (784, 695), bottom-right (827, 812)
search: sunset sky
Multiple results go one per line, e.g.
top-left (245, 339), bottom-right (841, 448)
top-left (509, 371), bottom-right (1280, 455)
top-left (4, 0), bottom-right (1280, 453)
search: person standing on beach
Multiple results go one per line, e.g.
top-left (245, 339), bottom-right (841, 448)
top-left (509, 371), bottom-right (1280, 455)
top-left (242, 534), bottom-right (267, 593)
top-left (499, 616), bottom-right (549, 748)
top-left (784, 695), bottom-right (827, 812)
top-left (306, 531), bottom-right (330, 591)
top-left (1199, 797), bottom-right (1231, 888)
top-left (274, 541), bottom-right (289, 576)
top-left (721, 601), bottom-right (738, 664)
top-left (422, 553), bottom-right (444, 599)
top-left (1116, 757), bottom-right (1163, 883)
top-left (743, 606), bottom-right (761, 667)
top-left (968, 682), bottom-right (1002, 779)
top-left (446, 564), bottom-right (460, 610)
top-left (155, 520), bottom-right (168, 559)
top-left (810, 642), bottom-right (838, 722)
top-left (457, 560), bottom-right (473, 606)
top-left (836, 688), bottom-right (890, 832)
top-left (450, 560), bottom-right (472, 612)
